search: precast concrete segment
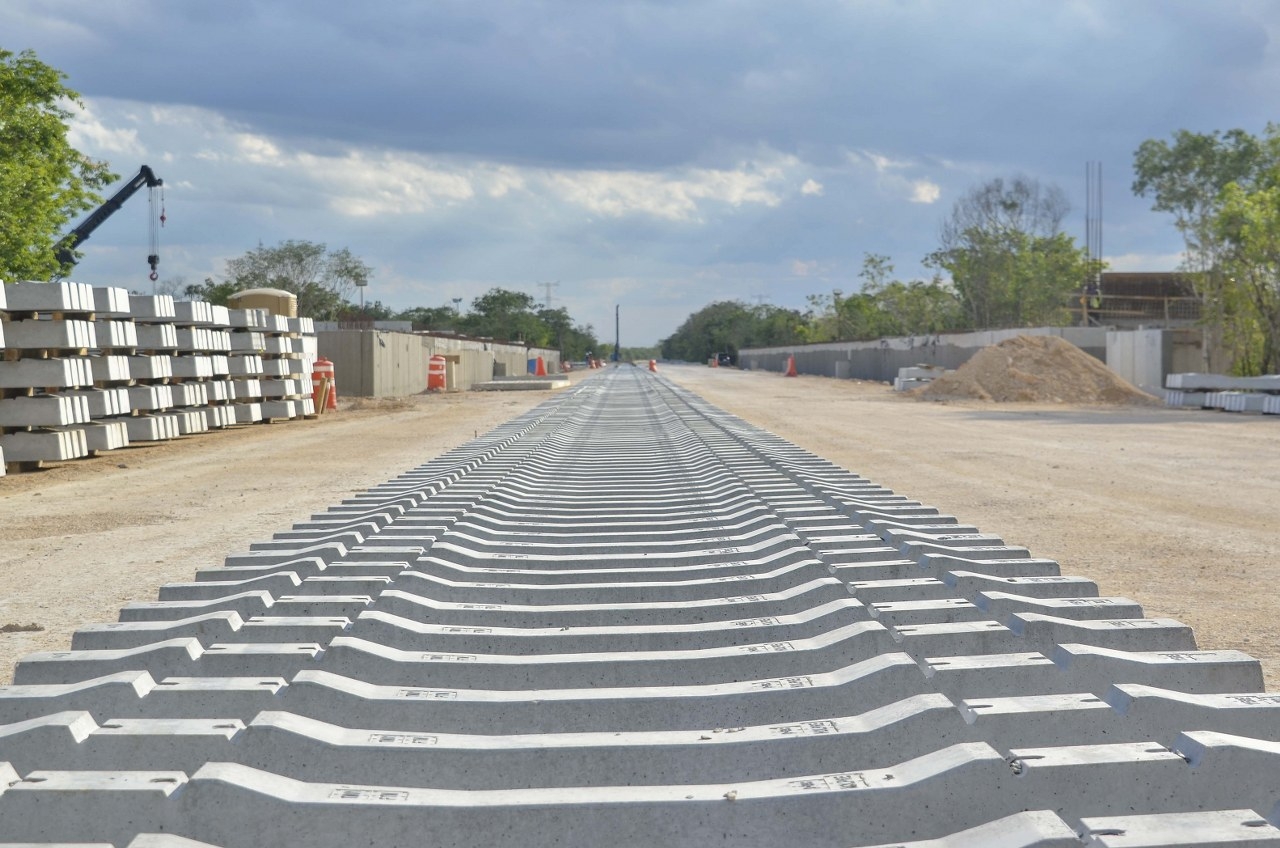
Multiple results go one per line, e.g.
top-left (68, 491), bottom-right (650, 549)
top-left (12, 739), bottom-right (1280, 848)
top-left (858, 811), bottom-right (1084, 847)
top-left (316, 622), bottom-right (896, 689)
top-left (0, 745), bottom-right (1023, 848)
top-left (0, 697), bottom-right (975, 788)
top-left (371, 579), bottom-right (855, 628)
top-left (345, 600), bottom-right (866, 654)
top-left (1105, 686), bottom-right (1280, 743)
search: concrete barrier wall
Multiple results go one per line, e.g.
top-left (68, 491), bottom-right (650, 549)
top-left (317, 330), bottom-right (560, 397)
top-left (742, 327), bottom-right (1109, 382)
top-left (1106, 330), bottom-right (1166, 391)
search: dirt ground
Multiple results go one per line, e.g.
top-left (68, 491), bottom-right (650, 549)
top-left (2, 364), bottom-right (1278, 690)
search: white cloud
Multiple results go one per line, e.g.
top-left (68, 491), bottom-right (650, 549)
top-left (76, 97), bottom-right (796, 224)
top-left (791, 259), bottom-right (819, 277)
top-left (850, 150), bottom-right (911, 173)
top-left (910, 180), bottom-right (941, 204)
top-left (542, 158), bottom-right (791, 222)
top-left (844, 148), bottom-right (946, 205)
top-left (302, 151), bottom-right (476, 217)
top-left (800, 178), bottom-right (824, 196)
top-left (234, 133), bottom-right (284, 166)
top-left (1105, 251), bottom-right (1187, 272)
top-left (66, 102), bottom-right (143, 156)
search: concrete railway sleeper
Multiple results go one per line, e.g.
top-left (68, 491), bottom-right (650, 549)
top-left (0, 366), bottom-right (1277, 846)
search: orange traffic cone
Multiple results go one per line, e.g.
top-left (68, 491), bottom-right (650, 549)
top-left (784, 356), bottom-right (797, 377)
top-left (648, 359), bottom-right (657, 372)
top-left (535, 356), bottom-right (547, 377)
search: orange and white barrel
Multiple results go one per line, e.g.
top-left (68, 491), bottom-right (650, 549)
top-left (428, 355), bottom-right (447, 391)
top-left (312, 357), bottom-right (338, 410)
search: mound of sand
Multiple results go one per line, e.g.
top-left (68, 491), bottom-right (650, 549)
top-left (916, 335), bottom-right (1161, 405)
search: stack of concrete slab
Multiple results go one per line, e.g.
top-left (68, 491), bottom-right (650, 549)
top-left (226, 308), bottom-right (269, 424)
top-left (0, 281), bottom-right (98, 466)
top-left (893, 364), bottom-right (951, 392)
top-left (170, 300), bottom-right (236, 432)
top-left (79, 285), bottom-right (136, 454)
top-left (1166, 372), bottom-right (1280, 415)
top-left (259, 314), bottom-right (316, 420)
top-left (125, 294), bottom-right (186, 442)
top-left (0, 284), bottom-right (321, 471)
top-left (2, 367), bottom-right (1279, 845)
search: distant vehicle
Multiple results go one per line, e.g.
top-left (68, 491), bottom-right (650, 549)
top-left (716, 353), bottom-right (735, 367)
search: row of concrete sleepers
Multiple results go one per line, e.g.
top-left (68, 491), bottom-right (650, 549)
top-left (1, 367), bottom-right (1279, 846)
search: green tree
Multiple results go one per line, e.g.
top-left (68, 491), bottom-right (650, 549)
top-left (459, 288), bottom-right (545, 342)
top-left (396, 304), bottom-right (462, 329)
top-left (659, 300), bottom-right (806, 362)
top-left (803, 255), bottom-right (964, 342)
top-left (871, 277), bottom-right (964, 335)
top-left (926, 176), bottom-right (1090, 329)
top-left (1214, 182), bottom-right (1280, 372)
top-left (450, 288), bottom-right (597, 357)
top-left (536, 306), bottom-right (598, 361)
top-left (186, 240), bottom-right (372, 320)
top-left (1133, 128), bottom-right (1268, 371)
top-left (0, 49), bottom-right (115, 280)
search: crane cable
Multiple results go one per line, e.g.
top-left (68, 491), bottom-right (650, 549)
top-left (147, 183), bottom-right (165, 281)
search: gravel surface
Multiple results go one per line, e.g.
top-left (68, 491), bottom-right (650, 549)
top-left (1, 364), bottom-right (1276, 688)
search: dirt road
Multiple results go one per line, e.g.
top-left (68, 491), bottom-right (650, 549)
top-left (2, 364), bottom-right (1277, 688)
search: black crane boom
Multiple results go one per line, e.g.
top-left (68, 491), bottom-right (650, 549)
top-left (54, 165), bottom-right (163, 275)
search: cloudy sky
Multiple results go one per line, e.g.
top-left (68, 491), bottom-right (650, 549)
top-left (6, 1), bottom-right (1279, 344)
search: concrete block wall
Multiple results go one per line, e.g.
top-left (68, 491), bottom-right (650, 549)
top-left (0, 282), bottom-right (319, 471)
top-left (316, 329), bottom-right (559, 397)
top-left (742, 327), bottom-right (1109, 382)
top-left (1, 367), bottom-right (1279, 844)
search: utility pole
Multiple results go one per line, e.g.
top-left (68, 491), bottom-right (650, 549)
top-left (613, 303), bottom-right (620, 362)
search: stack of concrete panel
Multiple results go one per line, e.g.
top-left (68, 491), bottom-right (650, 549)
top-left (1166, 372), bottom-right (1280, 415)
top-left (71, 285), bottom-right (137, 454)
top-left (226, 308), bottom-right (268, 424)
top-left (893, 364), bottom-right (951, 392)
top-left (3, 367), bottom-right (1280, 846)
top-left (170, 300), bottom-right (235, 432)
top-left (0, 281), bottom-right (98, 466)
top-left (125, 295), bottom-right (184, 442)
top-left (259, 314), bottom-right (316, 420)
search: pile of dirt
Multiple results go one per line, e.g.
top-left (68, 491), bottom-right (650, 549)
top-left (916, 334), bottom-right (1161, 405)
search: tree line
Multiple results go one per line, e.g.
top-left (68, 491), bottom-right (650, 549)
top-left (665, 136), bottom-right (1280, 378)
top-left (1133, 125), bottom-right (1280, 374)
top-left (183, 241), bottom-right (600, 361)
top-left (661, 176), bottom-right (1093, 363)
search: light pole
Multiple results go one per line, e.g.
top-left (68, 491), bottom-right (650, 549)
top-left (613, 303), bottom-right (620, 362)
top-left (356, 279), bottom-right (368, 316)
